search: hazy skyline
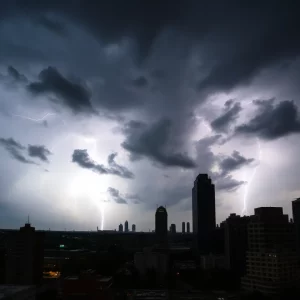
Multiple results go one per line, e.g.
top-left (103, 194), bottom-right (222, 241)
top-left (1, 1), bottom-right (300, 231)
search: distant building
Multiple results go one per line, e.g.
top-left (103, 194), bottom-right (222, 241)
top-left (134, 247), bottom-right (169, 284)
top-left (192, 174), bottom-right (216, 253)
top-left (200, 253), bottom-right (225, 270)
top-left (186, 222), bottom-right (190, 233)
top-left (242, 207), bottom-right (299, 295)
top-left (292, 198), bottom-right (300, 255)
top-left (224, 213), bottom-right (251, 277)
top-left (155, 206), bottom-right (168, 247)
top-left (125, 221), bottom-right (129, 233)
top-left (118, 224), bottom-right (123, 232)
top-left (182, 222), bottom-right (185, 234)
top-left (5, 222), bottom-right (44, 285)
top-left (132, 224), bottom-right (136, 232)
top-left (170, 224), bottom-right (176, 234)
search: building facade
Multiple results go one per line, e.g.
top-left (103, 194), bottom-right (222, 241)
top-left (132, 224), bottom-right (136, 232)
top-left (292, 198), bottom-right (300, 255)
top-left (242, 207), bottom-right (300, 295)
top-left (192, 174), bottom-right (216, 253)
top-left (125, 221), bottom-right (129, 233)
top-left (155, 207), bottom-right (168, 247)
top-left (170, 224), bottom-right (176, 234)
top-left (182, 222), bottom-right (185, 234)
top-left (224, 213), bottom-right (251, 277)
top-left (186, 222), bottom-right (190, 233)
top-left (5, 222), bottom-right (44, 285)
top-left (118, 224), bottom-right (123, 232)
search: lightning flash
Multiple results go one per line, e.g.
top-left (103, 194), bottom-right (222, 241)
top-left (242, 138), bottom-right (262, 215)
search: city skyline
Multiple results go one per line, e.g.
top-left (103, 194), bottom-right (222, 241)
top-left (1, 1), bottom-right (300, 231)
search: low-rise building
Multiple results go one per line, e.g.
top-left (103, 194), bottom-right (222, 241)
top-left (62, 269), bottom-right (112, 300)
top-left (200, 254), bottom-right (225, 270)
top-left (0, 285), bottom-right (36, 300)
top-left (134, 247), bottom-right (169, 284)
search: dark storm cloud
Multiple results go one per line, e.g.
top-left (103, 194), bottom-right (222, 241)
top-left (0, 137), bottom-right (37, 165)
top-left (107, 152), bottom-right (135, 179)
top-left (121, 119), bottom-right (196, 168)
top-left (215, 176), bottom-right (245, 192)
top-left (150, 69), bottom-right (166, 79)
top-left (2, 1), bottom-right (299, 83)
top-left (236, 99), bottom-right (300, 140)
top-left (28, 67), bottom-right (95, 114)
top-left (36, 16), bottom-right (67, 36)
top-left (72, 149), bottom-right (134, 179)
top-left (7, 66), bottom-right (28, 82)
top-left (211, 101), bottom-right (242, 133)
top-left (219, 151), bottom-right (254, 174)
top-left (132, 76), bottom-right (148, 88)
top-left (107, 187), bottom-right (127, 204)
top-left (194, 135), bottom-right (248, 192)
top-left (28, 145), bottom-right (52, 162)
top-left (125, 193), bottom-right (141, 204)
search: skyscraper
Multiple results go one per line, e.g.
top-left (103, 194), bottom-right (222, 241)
top-left (170, 224), bottom-right (176, 234)
top-left (125, 220), bottom-right (129, 232)
top-left (187, 222), bottom-right (190, 233)
top-left (292, 198), bottom-right (300, 254)
top-left (6, 221), bottom-right (44, 285)
top-left (182, 222), bottom-right (185, 233)
top-left (118, 223), bottom-right (123, 232)
top-left (155, 206), bottom-right (168, 247)
top-left (132, 224), bottom-right (136, 232)
top-left (192, 174), bottom-right (216, 253)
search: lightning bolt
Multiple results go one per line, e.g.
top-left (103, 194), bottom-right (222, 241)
top-left (100, 203), bottom-right (105, 231)
top-left (196, 115), bottom-right (212, 133)
top-left (242, 138), bottom-right (262, 215)
top-left (11, 112), bottom-right (66, 125)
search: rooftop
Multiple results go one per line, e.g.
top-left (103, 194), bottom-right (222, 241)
top-left (0, 285), bottom-right (35, 299)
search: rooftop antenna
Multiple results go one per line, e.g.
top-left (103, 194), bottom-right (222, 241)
top-left (27, 215), bottom-right (30, 225)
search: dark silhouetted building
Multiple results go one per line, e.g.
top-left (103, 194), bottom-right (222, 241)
top-left (242, 207), bottom-right (299, 295)
top-left (192, 174), bottom-right (216, 253)
top-left (170, 224), bottom-right (176, 234)
top-left (292, 198), bottom-right (300, 255)
top-left (224, 213), bottom-right (251, 277)
top-left (118, 224), bottom-right (123, 232)
top-left (155, 206), bottom-right (168, 247)
top-left (182, 222), bottom-right (185, 233)
top-left (187, 222), bottom-right (190, 233)
top-left (132, 224), bottom-right (136, 232)
top-left (125, 221), bottom-right (129, 233)
top-left (5, 221), bottom-right (44, 285)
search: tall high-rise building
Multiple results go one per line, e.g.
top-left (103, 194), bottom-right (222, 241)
top-left (155, 206), bottom-right (168, 247)
top-left (132, 224), bottom-right (136, 232)
top-left (292, 198), bottom-right (300, 254)
top-left (170, 224), bottom-right (176, 234)
top-left (192, 174), bottom-right (216, 253)
top-left (182, 222), bottom-right (185, 233)
top-left (125, 220), bottom-right (129, 233)
top-left (5, 221), bottom-right (44, 285)
top-left (118, 223), bottom-right (123, 232)
top-left (224, 213), bottom-right (251, 277)
top-left (187, 222), bottom-right (190, 233)
top-left (242, 207), bottom-right (299, 295)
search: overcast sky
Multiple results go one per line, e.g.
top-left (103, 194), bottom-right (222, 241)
top-left (1, 0), bottom-right (300, 231)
